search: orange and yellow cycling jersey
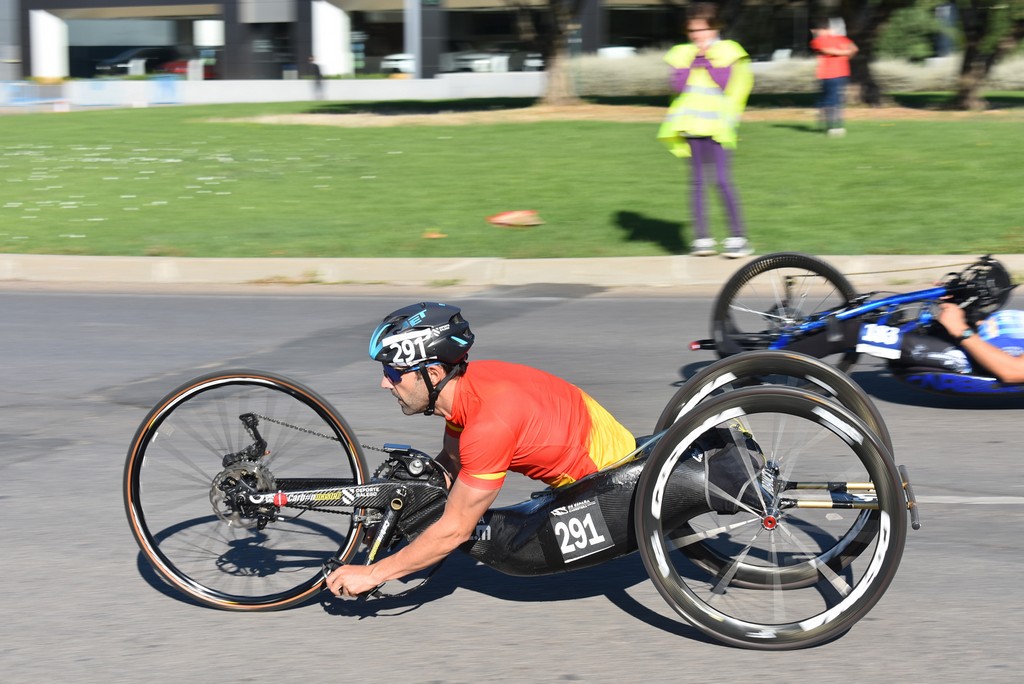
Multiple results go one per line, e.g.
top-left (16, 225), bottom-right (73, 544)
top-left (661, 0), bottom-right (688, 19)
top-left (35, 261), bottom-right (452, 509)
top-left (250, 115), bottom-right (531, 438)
top-left (445, 360), bottom-right (635, 490)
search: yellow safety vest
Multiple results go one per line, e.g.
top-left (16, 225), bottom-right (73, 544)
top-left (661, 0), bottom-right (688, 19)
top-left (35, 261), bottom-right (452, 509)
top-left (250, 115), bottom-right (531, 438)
top-left (658, 40), bottom-right (754, 158)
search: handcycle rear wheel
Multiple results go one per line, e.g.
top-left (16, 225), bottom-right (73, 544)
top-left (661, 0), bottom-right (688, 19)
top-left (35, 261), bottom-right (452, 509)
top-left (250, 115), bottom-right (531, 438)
top-left (635, 387), bottom-right (907, 650)
top-left (124, 370), bottom-right (368, 611)
top-left (712, 252), bottom-right (860, 372)
top-left (656, 350), bottom-right (892, 452)
top-left (655, 351), bottom-right (890, 589)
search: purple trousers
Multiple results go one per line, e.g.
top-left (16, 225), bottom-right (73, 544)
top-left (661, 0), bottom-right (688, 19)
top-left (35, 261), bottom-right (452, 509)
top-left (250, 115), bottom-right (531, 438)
top-left (687, 136), bottom-right (745, 240)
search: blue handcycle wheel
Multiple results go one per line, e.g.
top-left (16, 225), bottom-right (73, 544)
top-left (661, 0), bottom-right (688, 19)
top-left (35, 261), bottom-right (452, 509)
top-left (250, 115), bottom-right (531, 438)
top-left (712, 252), bottom-right (860, 372)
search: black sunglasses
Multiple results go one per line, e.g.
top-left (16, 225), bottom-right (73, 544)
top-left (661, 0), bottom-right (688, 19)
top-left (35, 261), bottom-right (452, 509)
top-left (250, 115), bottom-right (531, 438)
top-left (382, 362), bottom-right (440, 385)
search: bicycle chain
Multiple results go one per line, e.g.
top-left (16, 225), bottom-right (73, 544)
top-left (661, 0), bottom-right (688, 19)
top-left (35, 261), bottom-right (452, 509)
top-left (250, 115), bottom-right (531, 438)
top-left (252, 413), bottom-right (391, 519)
top-left (254, 413), bottom-right (389, 453)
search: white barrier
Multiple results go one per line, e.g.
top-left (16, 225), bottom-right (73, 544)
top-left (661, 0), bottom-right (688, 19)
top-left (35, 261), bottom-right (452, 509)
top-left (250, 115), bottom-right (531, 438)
top-left (1, 81), bottom-right (69, 111)
top-left (58, 72), bottom-right (545, 108)
top-left (68, 76), bottom-right (183, 108)
top-left (3, 73), bottom-right (546, 112)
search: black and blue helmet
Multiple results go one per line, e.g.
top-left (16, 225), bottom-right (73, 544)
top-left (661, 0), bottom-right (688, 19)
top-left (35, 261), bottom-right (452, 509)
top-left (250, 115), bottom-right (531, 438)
top-left (369, 302), bottom-right (474, 368)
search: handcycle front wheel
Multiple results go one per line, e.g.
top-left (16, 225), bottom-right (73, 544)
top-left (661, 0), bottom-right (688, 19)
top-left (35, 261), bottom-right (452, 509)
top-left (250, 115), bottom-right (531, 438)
top-left (124, 370), bottom-right (368, 611)
top-left (635, 386), bottom-right (907, 650)
top-left (711, 252), bottom-right (860, 372)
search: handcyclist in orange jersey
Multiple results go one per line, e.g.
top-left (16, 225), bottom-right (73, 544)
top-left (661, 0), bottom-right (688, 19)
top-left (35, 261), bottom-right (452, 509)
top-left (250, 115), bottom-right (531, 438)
top-left (326, 302), bottom-right (636, 597)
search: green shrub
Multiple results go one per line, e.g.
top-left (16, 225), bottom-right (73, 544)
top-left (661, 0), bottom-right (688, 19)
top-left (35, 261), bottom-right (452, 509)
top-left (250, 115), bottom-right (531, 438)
top-left (877, 5), bottom-right (943, 61)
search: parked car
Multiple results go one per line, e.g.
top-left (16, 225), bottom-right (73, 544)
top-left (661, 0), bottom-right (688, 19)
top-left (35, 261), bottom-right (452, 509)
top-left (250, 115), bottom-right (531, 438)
top-left (380, 52), bottom-right (415, 74)
top-left (94, 46), bottom-right (181, 76)
top-left (483, 42), bottom-right (544, 71)
top-left (380, 41), bottom-right (543, 75)
top-left (449, 49), bottom-right (512, 72)
top-left (159, 48), bottom-right (221, 79)
top-left (158, 59), bottom-right (216, 79)
top-left (523, 52), bottom-right (545, 71)
top-left (380, 41), bottom-right (472, 75)
top-left (596, 46), bottom-right (639, 59)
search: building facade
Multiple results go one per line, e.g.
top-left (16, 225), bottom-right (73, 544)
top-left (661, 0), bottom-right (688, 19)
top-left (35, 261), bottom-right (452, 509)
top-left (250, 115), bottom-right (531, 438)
top-left (7, 1), bottom-right (821, 81)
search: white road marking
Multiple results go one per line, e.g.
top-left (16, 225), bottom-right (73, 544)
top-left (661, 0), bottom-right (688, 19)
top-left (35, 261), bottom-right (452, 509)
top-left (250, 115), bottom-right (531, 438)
top-left (917, 496), bottom-right (1024, 505)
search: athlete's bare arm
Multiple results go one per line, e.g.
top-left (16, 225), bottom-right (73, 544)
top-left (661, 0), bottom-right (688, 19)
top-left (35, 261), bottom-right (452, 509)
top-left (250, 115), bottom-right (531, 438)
top-left (325, 479), bottom-right (499, 597)
top-left (937, 303), bottom-right (1024, 384)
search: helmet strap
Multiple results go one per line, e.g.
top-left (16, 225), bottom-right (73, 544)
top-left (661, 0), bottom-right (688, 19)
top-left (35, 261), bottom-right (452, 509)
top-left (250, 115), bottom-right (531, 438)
top-left (418, 363), bottom-right (464, 416)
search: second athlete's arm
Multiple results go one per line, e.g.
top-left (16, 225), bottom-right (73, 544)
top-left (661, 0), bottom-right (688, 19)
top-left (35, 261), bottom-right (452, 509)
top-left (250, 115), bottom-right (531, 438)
top-left (937, 303), bottom-right (1024, 384)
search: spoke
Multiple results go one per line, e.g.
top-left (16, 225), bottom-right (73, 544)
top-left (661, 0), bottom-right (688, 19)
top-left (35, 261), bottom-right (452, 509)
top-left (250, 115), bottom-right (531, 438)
top-left (768, 272), bottom-right (789, 315)
top-left (768, 532), bottom-right (787, 623)
top-left (703, 477), bottom-right (763, 518)
top-left (728, 302), bottom-right (791, 322)
top-left (760, 412), bottom-right (793, 471)
top-left (770, 418), bottom-right (834, 480)
top-left (669, 515), bottom-right (760, 549)
top-left (709, 529), bottom-right (763, 595)
top-left (725, 420), bottom-right (769, 513)
top-left (154, 424), bottom-right (222, 482)
top-left (776, 520), bottom-right (854, 597)
top-left (141, 456), bottom-right (214, 491)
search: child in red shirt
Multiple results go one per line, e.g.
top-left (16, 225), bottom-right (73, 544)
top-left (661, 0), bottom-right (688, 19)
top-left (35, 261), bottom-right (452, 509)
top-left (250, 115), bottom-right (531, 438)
top-left (810, 17), bottom-right (858, 136)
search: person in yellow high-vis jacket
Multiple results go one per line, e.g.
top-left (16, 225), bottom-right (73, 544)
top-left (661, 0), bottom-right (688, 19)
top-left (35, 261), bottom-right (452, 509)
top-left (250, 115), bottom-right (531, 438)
top-left (658, 2), bottom-right (754, 258)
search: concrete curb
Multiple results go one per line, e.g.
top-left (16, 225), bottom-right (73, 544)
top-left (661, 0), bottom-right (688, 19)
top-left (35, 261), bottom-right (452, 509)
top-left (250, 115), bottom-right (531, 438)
top-left (1, 253), bottom-right (1021, 290)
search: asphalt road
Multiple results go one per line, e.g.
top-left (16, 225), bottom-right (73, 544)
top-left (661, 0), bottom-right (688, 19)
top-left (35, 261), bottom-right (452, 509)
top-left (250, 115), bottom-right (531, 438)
top-left (1, 284), bottom-right (1020, 683)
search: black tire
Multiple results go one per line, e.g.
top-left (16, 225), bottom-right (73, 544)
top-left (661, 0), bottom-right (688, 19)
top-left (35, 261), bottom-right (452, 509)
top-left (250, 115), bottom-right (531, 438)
top-left (655, 351), bottom-right (890, 589)
top-left (635, 387), bottom-right (907, 650)
top-left (124, 370), bottom-right (368, 611)
top-left (711, 252), bottom-right (860, 372)
top-left (656, 350), bottom-right (892, 453)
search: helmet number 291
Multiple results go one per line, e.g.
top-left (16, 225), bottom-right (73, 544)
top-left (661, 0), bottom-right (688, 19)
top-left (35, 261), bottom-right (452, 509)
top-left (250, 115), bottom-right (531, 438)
top-left (386, 329), bottom-right (431, 366)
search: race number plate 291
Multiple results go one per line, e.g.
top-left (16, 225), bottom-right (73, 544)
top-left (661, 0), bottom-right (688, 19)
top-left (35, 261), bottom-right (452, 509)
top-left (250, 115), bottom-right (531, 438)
top-left (549, 498), bottom-right (614, 563)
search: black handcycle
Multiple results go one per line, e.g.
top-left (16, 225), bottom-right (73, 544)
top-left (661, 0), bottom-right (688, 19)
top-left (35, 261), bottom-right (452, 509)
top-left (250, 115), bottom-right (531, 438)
top-left (693, 252), bottom-right (1020, 396)
top-left (124, 353), bottom-right (920, 650)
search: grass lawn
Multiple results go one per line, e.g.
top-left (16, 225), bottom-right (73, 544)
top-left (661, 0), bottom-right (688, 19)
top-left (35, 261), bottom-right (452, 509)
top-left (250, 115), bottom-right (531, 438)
top-left (3, 98), bottom-right (1023, 258)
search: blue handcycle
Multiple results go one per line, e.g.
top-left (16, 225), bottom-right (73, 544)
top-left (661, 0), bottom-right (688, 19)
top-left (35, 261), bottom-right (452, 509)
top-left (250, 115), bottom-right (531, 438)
top-left (692, 253), bottom-right (1020, 396)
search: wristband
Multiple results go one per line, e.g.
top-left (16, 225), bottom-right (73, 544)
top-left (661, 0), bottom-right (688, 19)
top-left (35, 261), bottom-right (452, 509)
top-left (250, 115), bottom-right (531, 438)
top-left (959, 328), bottom-right (975, 341)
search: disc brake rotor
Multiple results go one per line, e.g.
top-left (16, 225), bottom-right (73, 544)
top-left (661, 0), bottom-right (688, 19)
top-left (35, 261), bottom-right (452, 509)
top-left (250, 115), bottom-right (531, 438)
top-left (210, 461), bottom-right (276, 529)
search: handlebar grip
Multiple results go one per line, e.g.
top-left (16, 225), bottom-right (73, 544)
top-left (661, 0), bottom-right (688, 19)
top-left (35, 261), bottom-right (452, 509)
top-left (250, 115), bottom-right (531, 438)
top-left (898, 465), bottom-right (922, 531)
top-left (358, 584), bottom-right (387, 601)
top-left (321, 559), bottom-right (387, 600)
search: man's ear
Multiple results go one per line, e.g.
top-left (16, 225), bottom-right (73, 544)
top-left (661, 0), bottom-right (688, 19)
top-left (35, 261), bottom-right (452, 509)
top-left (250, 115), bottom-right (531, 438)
top-left (427, 364), bottom-right (449, 383)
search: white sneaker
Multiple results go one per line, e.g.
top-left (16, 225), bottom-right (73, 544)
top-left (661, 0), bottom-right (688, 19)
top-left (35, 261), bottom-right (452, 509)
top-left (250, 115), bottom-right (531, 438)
top-left (722, 237), bottom-right (753, 258)
top-left (827, 128), bottom-right (847, 138)
top-left (690, 238), bottom-right (717, 257)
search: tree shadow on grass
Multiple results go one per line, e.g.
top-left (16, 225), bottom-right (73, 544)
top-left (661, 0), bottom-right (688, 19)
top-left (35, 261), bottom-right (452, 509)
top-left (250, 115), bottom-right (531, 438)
top-left (615, 211), bottom-right (686, 254)
top-left (890, 92), bottom-right (1024, 110)
top-left (747, 92), bottom-right (820, 108)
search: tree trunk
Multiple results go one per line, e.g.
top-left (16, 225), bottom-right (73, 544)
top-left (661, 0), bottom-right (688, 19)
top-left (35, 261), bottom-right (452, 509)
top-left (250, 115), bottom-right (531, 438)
top-left (955, 44), bottom-right (989, 110)
top-left (955, 1), bottom-right (992, 110)
top-left (841, 0), bottom-right (915, 106)
top-left (539, 0), bottom-right (584, 107)
top-left (542, 41), bottom-right (581, 106)
top-left (954, 4), bottom-right (1024, 111)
